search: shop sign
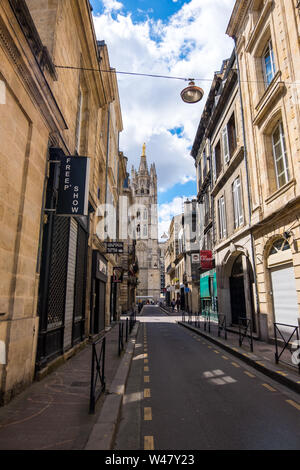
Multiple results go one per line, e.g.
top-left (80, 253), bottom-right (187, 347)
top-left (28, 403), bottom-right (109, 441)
top-left (106, 242), bottom-right (124, 254)
top-left (56, 156), bottom-right (90, 216)
top-left (200, 250), bottom-right (213, 270)
top-left (98, 259), bottom-right (107, 276)
top-left (192, 253), bottom-right (200, 264)
top-left (112, 267), bottom-right (123, 283)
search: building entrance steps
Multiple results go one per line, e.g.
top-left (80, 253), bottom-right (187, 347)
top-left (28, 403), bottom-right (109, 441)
top-left (0, 320), bottom-right (140, 450)
top-left (170, 310), bottom-right (300, 395)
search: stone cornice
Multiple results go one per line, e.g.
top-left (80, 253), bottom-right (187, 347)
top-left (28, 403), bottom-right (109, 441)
top-left (8, 0), bottom-right (57, 80)
top-left (245, 0), bottom-right (274, 53)
top-left (226, 0), bottom-right (249, 39)
top-left (1, 3), bottom-right (68, 133)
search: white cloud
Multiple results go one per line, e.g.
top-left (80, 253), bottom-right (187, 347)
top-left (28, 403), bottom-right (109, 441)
top-left (101, 0), bottom-right (123, 12)
top-left (158, 195), bottom-right (196, 239)
top-left (93, 0), bottom-right (235, 194)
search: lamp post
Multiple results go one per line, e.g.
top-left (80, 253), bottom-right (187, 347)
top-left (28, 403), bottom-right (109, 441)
top-left (180, 80), bottom-right (204, 104)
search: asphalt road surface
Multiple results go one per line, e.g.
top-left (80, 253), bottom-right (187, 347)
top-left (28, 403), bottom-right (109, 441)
top-left (114, 305), bottom-right (300, 450)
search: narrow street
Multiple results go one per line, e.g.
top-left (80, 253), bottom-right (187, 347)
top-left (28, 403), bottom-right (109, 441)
top-left (114, 306), bottom-right (300, 451)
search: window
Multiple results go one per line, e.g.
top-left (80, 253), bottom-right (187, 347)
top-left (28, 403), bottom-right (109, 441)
top-left (218, 196), bottom-right (227, 239)
top-left (143, 209), bottom-right (148, 220)
top-left (263, 40), bottom-right (276, 87)
top-left (272, 122), bottom-right (290, 188)
top-left (203, 150), bottom-right (207, 178)
top-left (143, 225), bottom-right (148, 237)
top-left (232, 177), bottom-right (244, 228)
top-left (198, 161), bottom-right (202, 190)
top-left (222, 126), bottom-right (230, 164)
top-left (228, 113), bottom-right (237, 156)
top-left (212, 141), bottom-right (222, 182)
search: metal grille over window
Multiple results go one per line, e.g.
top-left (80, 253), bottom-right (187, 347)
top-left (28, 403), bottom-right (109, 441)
top-left (74, 224), bottom-right (88, 321)
top-left (47, 216), bottom-right (70, 328)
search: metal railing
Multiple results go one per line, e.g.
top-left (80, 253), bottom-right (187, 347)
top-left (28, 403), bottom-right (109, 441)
top-left (238, 317), bottom-right (253, 352)
top-left (274, 323), bottom-right (300, 374)
top-left (218, 314), bottom-right (227, 340)
top-left (89, 336), bottom-right (106, 414)
top-left (118, 321), bottom-right (125, 356)
top-left (203, 311), bottom-right (211, 333)
top-left (129, 309), bottom-right (136, 333)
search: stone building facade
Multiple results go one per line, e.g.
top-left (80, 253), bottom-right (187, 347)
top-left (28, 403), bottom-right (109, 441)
top-left (192, 50), bottom-right (258, 330)
top-left (227, 0), bottom-right (300, 339)
top-left (131, 145), bottom-right (160, 302)
top-left (0, 0), bottom-right (129, 404)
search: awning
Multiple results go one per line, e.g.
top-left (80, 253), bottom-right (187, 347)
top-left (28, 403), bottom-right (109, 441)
top-left (200, 275), bottom-right (210, 298)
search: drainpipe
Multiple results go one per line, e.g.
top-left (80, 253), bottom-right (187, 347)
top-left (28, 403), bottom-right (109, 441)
top-left (234, 37), bottom-right (260, 335)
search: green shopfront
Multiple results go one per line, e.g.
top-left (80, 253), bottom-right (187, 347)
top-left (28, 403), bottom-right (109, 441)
top-left (200, 269), bottom-right (218, 321)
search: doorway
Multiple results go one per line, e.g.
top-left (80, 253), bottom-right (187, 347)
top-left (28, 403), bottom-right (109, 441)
top-left (230, 254), bottom-right (246, 325)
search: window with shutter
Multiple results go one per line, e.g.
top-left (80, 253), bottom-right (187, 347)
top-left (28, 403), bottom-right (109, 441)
top-left (212, 148), bottom-right (216, 183)
top-left (232, 177), bottom-right (244, 228)
top-left (222, 126), bottom-right (230, 164)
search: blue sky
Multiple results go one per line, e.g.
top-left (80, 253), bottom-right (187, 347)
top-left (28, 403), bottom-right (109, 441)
top-left (91, 0), bottom-right (235, 236)
top-left (91, 0), bottom-right (191, 22)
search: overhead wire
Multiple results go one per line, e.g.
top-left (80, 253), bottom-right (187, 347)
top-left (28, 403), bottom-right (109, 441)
top-left (53, 64), bottom-right (299, 86)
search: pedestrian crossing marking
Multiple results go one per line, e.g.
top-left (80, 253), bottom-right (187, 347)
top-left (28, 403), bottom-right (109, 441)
top-left (144, 436), bottom-right (154, 450)
top-left (244, 371), bottom-right (255, 378)
top-left (286, 400), bottom-right (300, 411)
top-left (144, 359), bottom-right (148, 364)
top-left (231, 362), bottom-right (240, 368)
top-left (144, 376), bottom-right (150, 383)
top-left (144, 389), bottom-right (151, 398)
top-left (222, 356), bottom-right (228, 360)
top-left (144, 407), bottom-right (152, 420)
top-left (256, 361), bottom-right (265, 366)
top-left (144, 366), bottom-right (149, 372)
top-left (262, 383), bottom-right (277, 392)
top-left (214, 350), bottom-right (220, 354)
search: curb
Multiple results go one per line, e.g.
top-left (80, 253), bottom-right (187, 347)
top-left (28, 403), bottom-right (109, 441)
top-left (85, 322), bottom-right (140, 450)
top-left (178, 321), bottom-right (300, 395)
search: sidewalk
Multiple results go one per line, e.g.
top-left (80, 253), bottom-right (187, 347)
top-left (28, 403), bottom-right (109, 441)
top-left (160, 305), bottom-right (300, 394)
top-left (0, 320), bottom-right (139, 450)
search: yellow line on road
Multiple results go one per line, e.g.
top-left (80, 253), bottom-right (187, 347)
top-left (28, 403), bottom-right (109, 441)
top-left (262, 383), bottom-right (277, 392)
top-left (286, 400), bottom-right (300, 411)
top-left (144, 436), bottom-right (154, 450)
top-left (214, 350), bottom-right (220, 354)
top-left (222, 355), bottom-right (228, 360)
top-left (144, 359), bottom-right (148, 364)
top-left (144, 389), bottom-right (151, 398)
top-left (276, 371), bottom-right (288, 376)
top-left (144, 407), bottom-right (152, 420)
top-left (244, 371), bottom-right (255, 378)
top-left (231, 362), bottom-right (240, 368)
top-left (144, 366), bottom-right (149, 372)
top-left (144, 376), bottom-right (150, 383)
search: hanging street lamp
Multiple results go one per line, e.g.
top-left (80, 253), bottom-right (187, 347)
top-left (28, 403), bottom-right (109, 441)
top-left (180, 80), bottom-right (204, 104)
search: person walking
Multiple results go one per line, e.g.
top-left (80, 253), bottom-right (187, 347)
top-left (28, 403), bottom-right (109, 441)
top-left (171, 299), bottom-right (175, 312)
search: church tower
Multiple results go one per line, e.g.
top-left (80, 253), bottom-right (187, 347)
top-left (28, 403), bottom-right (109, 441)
top-left (131, 144), bottom-right (160, 301)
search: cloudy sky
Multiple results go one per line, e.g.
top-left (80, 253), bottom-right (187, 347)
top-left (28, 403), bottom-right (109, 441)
top-left (90, 0), bottom-right (236, 238)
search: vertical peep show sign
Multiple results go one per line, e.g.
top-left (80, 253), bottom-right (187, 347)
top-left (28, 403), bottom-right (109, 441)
top-left (56, 156), bottom-right (90, 216)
